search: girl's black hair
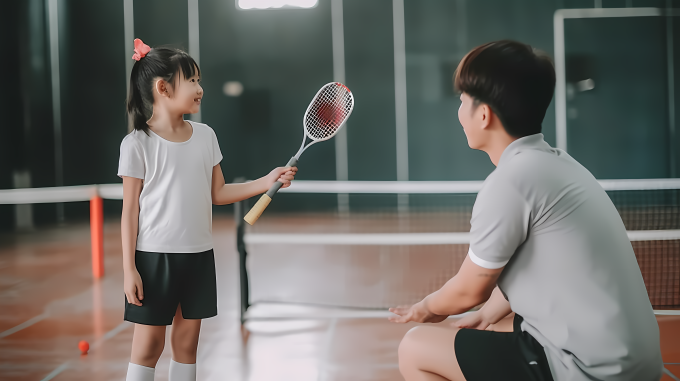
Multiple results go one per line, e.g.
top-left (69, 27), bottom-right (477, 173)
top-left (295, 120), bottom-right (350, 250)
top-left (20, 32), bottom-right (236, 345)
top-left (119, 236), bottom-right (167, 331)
top-left (127, 46), bottom-right (200, 134)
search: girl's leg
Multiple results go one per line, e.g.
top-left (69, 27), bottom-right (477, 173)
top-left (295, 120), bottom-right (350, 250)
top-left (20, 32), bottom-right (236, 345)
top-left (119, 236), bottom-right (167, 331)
top-left (169, 304), bottom-right (201, 381)
top-left (398, 325), bottom-right (467, 381)
top-left (127, 324), bottom-right (167, 381)
top-left (130, 323), bottom-right (167, 367)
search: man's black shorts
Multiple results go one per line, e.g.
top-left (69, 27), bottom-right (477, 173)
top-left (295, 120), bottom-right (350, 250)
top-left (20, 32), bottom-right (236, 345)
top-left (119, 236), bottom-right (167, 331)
top-left (124, 249), bottom-right (217, 326)
top-left (455, 314), bottom-right (555, 381)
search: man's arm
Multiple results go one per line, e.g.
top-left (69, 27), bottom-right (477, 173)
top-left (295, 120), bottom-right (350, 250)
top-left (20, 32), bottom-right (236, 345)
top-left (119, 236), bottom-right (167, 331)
top-left (211, 164), bottom-right (297, 205)
top-left (453, 286), bottom-right (512, 330)
top-left (479, 286), bottom-right (512, 324)
top-left (389, 256), bottom-right (503, 323)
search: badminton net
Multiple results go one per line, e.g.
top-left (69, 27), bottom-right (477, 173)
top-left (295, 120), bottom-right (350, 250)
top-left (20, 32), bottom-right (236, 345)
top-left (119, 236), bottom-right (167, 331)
top-left (235, 179), bottom-right (680, 320)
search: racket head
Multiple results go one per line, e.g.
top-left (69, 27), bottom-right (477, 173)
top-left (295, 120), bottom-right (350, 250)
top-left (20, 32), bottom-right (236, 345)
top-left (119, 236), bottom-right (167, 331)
top-left (303, 82), bottom-right (354, 142)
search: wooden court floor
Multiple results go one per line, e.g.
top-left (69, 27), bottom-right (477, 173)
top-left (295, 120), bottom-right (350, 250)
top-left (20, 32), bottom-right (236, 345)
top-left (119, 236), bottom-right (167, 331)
top-left (0, 216), bottom-right (678, 380)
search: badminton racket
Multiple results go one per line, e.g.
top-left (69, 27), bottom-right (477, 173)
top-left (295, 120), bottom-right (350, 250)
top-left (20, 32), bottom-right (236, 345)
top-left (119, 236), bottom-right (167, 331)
top-left (244, 82), bottom-right (354, 225)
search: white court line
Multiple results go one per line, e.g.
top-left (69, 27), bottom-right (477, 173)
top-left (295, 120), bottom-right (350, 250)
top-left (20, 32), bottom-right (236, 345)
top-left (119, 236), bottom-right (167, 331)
top-left (0, 313), bottom-right (49, 339)
top-left (317, 318), bottom-right (338, 381)
top-left (39, 321), bottom-right (132, 381)
top-left (664, 367), bottom-right (680, 381)
top-left (40, 362), bottom-right (70, 381)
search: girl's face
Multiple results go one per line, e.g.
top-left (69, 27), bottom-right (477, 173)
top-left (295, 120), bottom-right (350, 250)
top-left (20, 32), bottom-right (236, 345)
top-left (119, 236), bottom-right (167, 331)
top-left (168, 69), bottom-right (203, 115)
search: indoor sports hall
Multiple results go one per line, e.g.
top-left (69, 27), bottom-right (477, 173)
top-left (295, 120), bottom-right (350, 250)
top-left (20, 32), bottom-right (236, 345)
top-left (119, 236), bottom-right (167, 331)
top-left (1, 1), bottom-right (679, 380)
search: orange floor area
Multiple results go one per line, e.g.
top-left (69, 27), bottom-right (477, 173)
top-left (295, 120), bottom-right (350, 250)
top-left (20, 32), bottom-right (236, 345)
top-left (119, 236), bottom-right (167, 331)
top-left (0, 216), bottom-right (678, 380)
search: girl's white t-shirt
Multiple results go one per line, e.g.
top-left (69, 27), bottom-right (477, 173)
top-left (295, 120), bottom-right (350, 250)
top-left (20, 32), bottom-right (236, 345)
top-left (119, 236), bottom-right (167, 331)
top-left (117, 121), bottom-right (223, 253)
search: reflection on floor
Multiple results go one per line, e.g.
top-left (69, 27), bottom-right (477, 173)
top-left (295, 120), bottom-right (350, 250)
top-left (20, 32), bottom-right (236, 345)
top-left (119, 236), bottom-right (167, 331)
top-left (0, 216), bottom-right (678, 380)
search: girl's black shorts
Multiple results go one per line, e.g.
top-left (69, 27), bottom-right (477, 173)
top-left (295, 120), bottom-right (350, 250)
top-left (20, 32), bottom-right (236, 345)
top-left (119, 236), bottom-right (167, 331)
top-left (455, 314), bottom-right (555, 381)
top-left (124, 249), bottom-right (217, 326)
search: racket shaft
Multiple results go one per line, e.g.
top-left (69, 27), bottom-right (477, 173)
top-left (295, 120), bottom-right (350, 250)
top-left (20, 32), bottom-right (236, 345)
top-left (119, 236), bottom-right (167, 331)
top-left (244, 157), bottom-right (298, 225)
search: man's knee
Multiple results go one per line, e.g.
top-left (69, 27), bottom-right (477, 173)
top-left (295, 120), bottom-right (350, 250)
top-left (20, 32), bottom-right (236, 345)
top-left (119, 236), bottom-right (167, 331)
top-left (399, 326), bottom-right (427, 361)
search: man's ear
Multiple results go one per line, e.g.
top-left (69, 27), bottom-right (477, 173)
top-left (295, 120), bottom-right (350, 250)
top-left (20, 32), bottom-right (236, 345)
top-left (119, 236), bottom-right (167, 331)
top-left (479, 104), bottom-right (492, 130)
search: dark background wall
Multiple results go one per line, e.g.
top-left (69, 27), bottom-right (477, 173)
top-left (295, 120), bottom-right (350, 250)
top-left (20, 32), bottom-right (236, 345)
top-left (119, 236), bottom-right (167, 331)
top-left (1, 0), bottom-right (678, 230)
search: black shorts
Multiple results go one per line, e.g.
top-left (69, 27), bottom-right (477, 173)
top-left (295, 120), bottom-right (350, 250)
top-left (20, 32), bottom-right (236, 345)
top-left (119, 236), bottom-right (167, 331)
top-left (124, 249), bottom-right (217, 326)
top-left (455, 314), bottom-right (554, 381)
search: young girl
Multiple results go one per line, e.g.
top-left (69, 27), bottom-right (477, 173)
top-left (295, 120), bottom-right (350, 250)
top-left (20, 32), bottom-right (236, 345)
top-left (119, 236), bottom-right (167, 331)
top-left (118, 39), bottom-right (297, 381)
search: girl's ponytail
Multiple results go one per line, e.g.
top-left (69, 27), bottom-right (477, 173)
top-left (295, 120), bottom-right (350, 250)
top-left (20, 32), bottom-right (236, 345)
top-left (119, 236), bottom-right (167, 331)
top-left (127, 65), bottom-right (151, 134)
top-left (125, 39), bottom-right (200, 135)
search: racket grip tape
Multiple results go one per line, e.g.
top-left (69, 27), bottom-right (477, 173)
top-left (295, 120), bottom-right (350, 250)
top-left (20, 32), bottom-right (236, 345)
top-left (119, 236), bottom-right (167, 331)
top-left (244, 156), bottom-right (299, 225)
top-left (244, 194), bottom-right (272, 225)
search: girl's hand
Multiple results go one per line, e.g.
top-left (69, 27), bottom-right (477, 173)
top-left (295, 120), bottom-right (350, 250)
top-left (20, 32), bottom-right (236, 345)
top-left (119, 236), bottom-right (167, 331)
top-left (124, 269), bottom-right (144, 306)
top-left (452, 310), bottom-right (491, 330)
top-left (388, 301), bottom-right (448, 324)
top-left (266, 166), bottom-right (298, 190)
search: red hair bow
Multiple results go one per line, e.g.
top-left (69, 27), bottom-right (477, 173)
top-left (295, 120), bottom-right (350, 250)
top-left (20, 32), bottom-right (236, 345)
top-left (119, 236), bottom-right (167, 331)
top-left (132, 38), bottom-right (151, 61)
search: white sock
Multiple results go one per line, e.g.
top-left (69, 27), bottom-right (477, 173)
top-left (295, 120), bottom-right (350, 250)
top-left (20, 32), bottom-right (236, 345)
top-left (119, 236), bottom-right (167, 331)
top-left (126, 362), bottom-right (155, 381)
top-left (169, 359), bottom-right (196, 381)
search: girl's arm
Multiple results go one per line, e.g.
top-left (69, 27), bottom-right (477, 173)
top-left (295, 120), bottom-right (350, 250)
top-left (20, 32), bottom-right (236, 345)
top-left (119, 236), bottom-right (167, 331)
top-left (211, 164), bottom-right (297, 205)
top-left (122, 176), bottom-right (144, 306)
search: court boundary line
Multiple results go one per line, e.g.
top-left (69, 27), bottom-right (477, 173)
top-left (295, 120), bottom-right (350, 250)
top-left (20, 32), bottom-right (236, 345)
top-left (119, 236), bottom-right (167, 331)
top-left (318, 318), bottom-right (338, 381)
top-left (0, 312), bottom-right (49, 339)
top-left (664, 367), bottom-right (680, 381)
top-left (39, 321), bottom-right (132, 381)
top-left (40, 363), bottom-right (69, 381)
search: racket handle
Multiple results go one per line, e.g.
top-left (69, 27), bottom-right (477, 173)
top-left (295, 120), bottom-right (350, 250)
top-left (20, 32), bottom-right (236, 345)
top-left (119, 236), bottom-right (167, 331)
top-left (244, 194), bottom-right (272, 225)
top-left (244, 156), bottom-right (299, 225)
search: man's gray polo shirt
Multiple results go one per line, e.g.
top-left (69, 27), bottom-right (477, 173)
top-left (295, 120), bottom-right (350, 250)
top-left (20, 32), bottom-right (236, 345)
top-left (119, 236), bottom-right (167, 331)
top-left (469, 133), bottom-right (662, 381)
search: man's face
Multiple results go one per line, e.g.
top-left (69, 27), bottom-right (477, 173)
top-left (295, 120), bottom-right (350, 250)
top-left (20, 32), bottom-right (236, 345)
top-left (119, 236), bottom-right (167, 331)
top-left (458, 92), bottom-right (485, 150)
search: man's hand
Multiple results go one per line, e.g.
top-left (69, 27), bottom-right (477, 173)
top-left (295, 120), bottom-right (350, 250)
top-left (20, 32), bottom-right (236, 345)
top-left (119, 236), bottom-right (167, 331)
top-left (452, 310), bottom-right (491, 330)
top-left (388, 300), bottom-right (448, 324)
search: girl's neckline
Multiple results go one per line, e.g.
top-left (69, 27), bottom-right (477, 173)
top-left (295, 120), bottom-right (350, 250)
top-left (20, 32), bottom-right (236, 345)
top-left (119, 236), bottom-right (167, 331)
top-left (147, 120), bottom-right (195, 144)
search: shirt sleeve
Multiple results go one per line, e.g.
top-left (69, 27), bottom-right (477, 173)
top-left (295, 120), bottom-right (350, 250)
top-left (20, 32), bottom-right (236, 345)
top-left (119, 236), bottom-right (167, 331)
top-left (117, 134), bottom-right (145, 180)
top-left (468, 180), bottom-right (532, 269)
top-left (211, 129), bottom-right (223, 166)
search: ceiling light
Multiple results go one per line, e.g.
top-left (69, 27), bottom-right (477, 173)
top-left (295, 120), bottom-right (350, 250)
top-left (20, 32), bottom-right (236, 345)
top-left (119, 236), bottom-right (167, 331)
top-left (237, 0), bottom-right (318, 10)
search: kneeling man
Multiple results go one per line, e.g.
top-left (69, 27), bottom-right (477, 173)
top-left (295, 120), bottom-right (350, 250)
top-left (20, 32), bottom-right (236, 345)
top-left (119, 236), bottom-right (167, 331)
top-left (389, 40), bottom-right (662, 381)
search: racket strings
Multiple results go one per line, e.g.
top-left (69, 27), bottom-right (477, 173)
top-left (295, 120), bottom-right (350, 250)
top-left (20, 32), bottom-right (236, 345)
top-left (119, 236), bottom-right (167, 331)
top-left (305, 83), bottom-right (353, 141)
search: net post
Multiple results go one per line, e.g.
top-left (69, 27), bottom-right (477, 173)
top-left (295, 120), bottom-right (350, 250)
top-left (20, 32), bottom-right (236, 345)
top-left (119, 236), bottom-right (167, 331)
top-left (234, 178), bottom-right (250, 325)
top-left (90, 195), bottom-right (104, 279)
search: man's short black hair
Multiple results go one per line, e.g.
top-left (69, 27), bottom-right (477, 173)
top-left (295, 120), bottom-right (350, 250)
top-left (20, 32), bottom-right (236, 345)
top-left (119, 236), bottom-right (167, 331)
top-left (454, 40), bottom-right (556, 138)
